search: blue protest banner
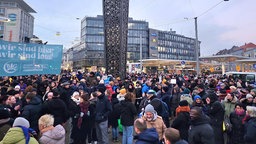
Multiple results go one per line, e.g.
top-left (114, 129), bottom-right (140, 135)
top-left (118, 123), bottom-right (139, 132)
top-left (0, 40), bottom-right (63, 76)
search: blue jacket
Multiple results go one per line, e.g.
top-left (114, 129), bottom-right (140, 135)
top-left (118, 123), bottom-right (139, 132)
top-left (141, 84), bottom-right (150, 95)
top-left (134, 128), bottom-right (159, 144)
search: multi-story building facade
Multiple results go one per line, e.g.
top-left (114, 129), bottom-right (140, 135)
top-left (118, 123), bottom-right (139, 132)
top-left (72, 15), bottom-right (149, 70)
top-left (0, 0), bottom-right (35, 42)
top-left (69, 15), bottom-right (199, 72)
top-left (149, 28), bottom-right (197, 60)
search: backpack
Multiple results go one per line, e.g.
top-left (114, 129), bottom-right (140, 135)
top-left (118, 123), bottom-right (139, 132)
top-left (160, 100), bottom-right (169, 118)
top-left (151, 99), bottom-right (169, 118)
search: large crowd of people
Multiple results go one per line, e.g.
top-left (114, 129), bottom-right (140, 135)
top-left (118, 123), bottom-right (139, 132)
top-left (0, 71), bottom-right (256, 144)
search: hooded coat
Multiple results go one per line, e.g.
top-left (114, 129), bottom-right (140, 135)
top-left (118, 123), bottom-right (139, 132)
top-left (0, 127), bottom-right (38, 144)
top-left (188, 116), bottom-right (215, 144)
top-left (142, 111), bottom-right (166, 140)
top-left (206, 93), bottom-right (225, 144)
top-left (134, 128), bottom-right (159, 144)
top-left (39, 125), bottom-right (65, 144)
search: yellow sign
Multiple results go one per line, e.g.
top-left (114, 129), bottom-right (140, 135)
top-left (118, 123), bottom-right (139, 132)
top-left (236, 65), bottom-right (240, 71)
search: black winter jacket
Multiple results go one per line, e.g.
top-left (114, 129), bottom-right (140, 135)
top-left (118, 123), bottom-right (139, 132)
top-left (21, 96), bottom-right (42, 132)
top-left (188, 116), bottom-right (215, 144)
top-left (41, 97), bottom-right (69, 126)
top-left (229, 111), bottom-right (245, 144)
top-left (108, 97), bottom-right (120, 127)
top-left (206, 100), bottom-right (225, 144)
top-left (172, 112), bottom-right (190, 141)
top-left (244, 117), bottom-right (256, 144)
top-left (119, 100), bottom-right (137, 126)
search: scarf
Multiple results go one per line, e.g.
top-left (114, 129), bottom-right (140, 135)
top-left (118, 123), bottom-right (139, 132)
top-left (77, 102), bottom-right (90, 129)
top-left (176, 105), bottom-right (190, 116)
top-left (235, 109), bottom-right (245, 116)
top-left (17, 126), bottom-right (30, 144)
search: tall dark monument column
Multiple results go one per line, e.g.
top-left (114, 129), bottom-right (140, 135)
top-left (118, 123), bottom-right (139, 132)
top-left (103, 0), bottom-right (129, 79)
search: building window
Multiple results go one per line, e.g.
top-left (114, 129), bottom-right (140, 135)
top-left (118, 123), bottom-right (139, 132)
top-left (0, 8), bottom-right (4, 14)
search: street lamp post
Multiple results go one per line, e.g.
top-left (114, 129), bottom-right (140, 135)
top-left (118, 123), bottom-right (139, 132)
top-left (140, 34), bottom-right (142, 73)
top-left (195, 17), bottom-right (199, 77)
top-left (194, 0), bottom-right (229, 77)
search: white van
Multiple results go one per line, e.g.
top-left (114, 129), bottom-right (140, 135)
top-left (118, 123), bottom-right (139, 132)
top-left (225, 72), bottom-right (256, 83)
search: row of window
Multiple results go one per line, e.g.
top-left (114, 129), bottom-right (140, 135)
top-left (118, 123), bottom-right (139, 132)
top-left (0, 2), bottom-right (17, 7)
top-left (85, 35), bottom-right (104, 43)
top-left (85, 52), bottom-right (104, 58)
top-left (86, 43), bottom-right (104, 51)
top-left (127, 52), bottom-right (148, 60)
top-left (158, 46), bottom-right (194, 54)
top-left (128, 37), bottom-right (148, 45)
top-left (128, 23), bottom-right (148, 30)
top-left (82, 19), bottom-right (148, 30)
top-left (127, 46), bottom-right (148, 52)
top-left (159, 33), bottom-right (195, 44)
top-left (158, 40), bottom-right (194, 49)
top-left (84, 35), bottom-right (149, 45)
top-left (84, 28), bottom-right (149, 36)
top-left (84, 20), bottom-right (103, 27)
top-left (128, 30), bottom-right (148, 37)
top-left (84, 27), bottom-right (104, 35)
top-left (158, 54), bottom-right (195, 60)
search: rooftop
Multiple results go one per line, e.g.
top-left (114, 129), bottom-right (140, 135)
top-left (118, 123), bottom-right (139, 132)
top-left (240, 42), bottom-right (256, 49)
top-left (1, 0), bottom-right (36, 13)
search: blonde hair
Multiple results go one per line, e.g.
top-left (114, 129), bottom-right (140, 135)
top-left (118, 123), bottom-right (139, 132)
top-left (246, 106), bottom-right (256, 117)
top-left (38, 114), bottom-right (54, 127)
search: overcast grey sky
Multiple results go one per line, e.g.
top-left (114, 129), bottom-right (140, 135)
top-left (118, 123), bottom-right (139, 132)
top-left (25, 0), bottom-right (256, 56)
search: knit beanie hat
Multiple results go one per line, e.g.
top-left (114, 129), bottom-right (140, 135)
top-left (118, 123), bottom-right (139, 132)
top-left (145, 104), bottom-right (156, 113)
top-left (147, 89), bottom-right (156, 95)
top-left (162, 86), bottom-right (169, 93)
top-left (246, 94), bottom-right (253, 99)
top-left (13, 117), bottom-right (30, 128)
top-left (183, 88), bottom-right (191, 94)
top-left (96, 84), bottom-right (106, 94)
top-left (193, 95), bottom-right (201, 101)
top-left (0, 108), bottom-right (10, 119)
